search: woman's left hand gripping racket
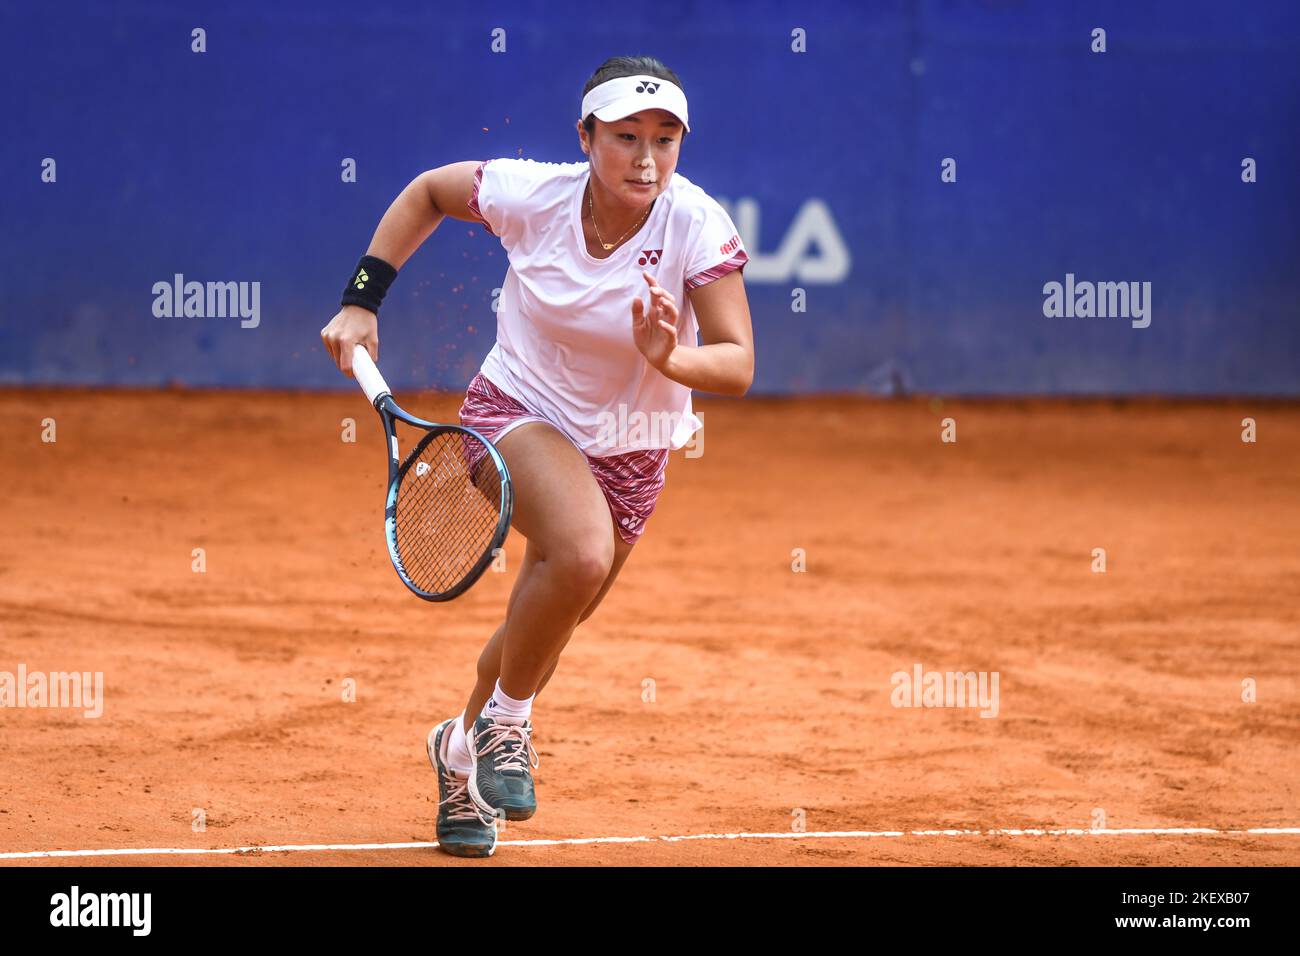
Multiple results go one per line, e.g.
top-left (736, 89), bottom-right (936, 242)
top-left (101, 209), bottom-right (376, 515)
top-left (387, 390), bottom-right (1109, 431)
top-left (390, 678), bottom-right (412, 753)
top-left (350, 345), bottom-right (513, 601)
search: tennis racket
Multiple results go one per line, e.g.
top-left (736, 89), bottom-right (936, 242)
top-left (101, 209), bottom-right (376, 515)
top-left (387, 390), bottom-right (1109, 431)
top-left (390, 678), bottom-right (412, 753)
top-left (351, 344), bottom-right (513, 601)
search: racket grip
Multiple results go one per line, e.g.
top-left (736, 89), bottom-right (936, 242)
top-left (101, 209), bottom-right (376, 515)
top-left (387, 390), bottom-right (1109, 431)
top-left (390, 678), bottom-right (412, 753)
top-left (351, 344), bottom-right (391, 405)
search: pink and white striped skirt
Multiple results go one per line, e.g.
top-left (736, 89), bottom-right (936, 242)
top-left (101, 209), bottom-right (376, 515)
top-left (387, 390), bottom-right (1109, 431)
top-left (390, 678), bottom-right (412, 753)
top-left (457, 372), bottom-right (669, 544)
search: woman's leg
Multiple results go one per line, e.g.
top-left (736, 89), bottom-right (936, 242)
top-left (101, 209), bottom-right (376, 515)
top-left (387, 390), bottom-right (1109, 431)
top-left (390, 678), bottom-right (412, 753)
top-left (460, 533), bottom-right (635, 729)
top-left (532, 533), bottom-right (635, 692)
top-left (458, 541), bottom-right (539, 730)
top-left (479, 422), bottom-right (618, 700)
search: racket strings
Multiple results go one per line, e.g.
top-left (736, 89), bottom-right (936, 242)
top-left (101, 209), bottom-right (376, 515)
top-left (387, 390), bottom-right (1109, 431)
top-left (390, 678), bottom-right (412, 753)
top-left (399, 444), bottom-right (497, 566)
top-left (397, 457), bottom-right (500, 586)
top-left (393, 430), bottom-right (504, 594)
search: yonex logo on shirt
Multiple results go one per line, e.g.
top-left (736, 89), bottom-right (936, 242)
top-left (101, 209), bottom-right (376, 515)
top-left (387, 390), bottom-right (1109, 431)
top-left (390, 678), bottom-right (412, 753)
top-left (719, 235), bottom-right (741, 256)
top-left (637, 249), bottom-right (662, 266)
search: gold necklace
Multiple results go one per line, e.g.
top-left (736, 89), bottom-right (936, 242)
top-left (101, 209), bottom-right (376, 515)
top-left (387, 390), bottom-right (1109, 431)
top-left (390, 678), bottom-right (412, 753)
top-left (588, 179), bottom-right (653, 251)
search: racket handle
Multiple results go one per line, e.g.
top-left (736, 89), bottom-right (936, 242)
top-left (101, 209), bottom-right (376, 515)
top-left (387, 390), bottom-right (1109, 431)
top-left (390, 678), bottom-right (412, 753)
top-left (351, 344), bottom-right (391, 405)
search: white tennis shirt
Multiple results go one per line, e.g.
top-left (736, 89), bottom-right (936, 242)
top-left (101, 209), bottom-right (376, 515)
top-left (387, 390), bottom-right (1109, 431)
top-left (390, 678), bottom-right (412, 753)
top-left (467, 157), bottom-right (748, 457)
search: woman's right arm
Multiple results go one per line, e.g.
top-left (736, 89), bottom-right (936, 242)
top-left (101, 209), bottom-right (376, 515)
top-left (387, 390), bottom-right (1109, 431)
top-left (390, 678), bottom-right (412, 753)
top-left (320, 160), bottom-right (484, 375)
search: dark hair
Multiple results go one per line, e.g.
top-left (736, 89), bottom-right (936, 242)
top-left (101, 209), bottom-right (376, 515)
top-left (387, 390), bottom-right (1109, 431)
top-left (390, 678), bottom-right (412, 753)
top-left (581, 56), bottom-right (687, 138)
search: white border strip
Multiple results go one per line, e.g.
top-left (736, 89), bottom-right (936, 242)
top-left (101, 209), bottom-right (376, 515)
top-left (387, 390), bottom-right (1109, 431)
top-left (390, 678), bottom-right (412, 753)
top-left (3, 827), bottom-right (1299, 860)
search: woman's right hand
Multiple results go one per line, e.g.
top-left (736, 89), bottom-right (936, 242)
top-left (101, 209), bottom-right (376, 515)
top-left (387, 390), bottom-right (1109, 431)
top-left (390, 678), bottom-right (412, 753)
top-left (320, 305), bottom-right (378, 377)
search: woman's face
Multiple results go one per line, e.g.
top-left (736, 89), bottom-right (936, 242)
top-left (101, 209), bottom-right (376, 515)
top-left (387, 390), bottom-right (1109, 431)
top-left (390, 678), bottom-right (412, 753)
top-left (577, 108), bottom-right (683, 210)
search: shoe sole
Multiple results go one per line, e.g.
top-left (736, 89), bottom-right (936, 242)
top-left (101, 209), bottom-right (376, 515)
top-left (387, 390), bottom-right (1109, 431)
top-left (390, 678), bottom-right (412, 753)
top-left (428, 723), bottom-right (496, 858)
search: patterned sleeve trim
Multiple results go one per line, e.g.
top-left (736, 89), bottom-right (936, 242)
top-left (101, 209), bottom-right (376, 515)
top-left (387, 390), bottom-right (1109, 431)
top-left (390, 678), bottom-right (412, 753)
top-left (685, 250), bottom-right (749, 291)
top-left (467, 160), bottom-right (497, 237)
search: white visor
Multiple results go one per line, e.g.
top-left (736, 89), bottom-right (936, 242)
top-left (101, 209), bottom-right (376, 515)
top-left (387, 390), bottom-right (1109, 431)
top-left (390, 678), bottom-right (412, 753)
top-left (580, 74), bottom-right (690, 133)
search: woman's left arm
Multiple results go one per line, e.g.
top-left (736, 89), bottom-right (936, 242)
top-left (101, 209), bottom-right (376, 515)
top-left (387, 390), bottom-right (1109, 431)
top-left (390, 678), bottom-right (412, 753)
top-left (632, 269), bottom-right (754, 397)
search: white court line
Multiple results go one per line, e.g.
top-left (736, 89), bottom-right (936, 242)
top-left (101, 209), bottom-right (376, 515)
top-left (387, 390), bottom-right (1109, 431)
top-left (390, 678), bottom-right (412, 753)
top-left (2, 827), bottom-right (1299, 860)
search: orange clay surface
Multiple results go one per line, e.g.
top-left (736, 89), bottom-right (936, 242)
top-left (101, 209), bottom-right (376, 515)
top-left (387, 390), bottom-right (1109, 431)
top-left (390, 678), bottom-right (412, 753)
top-left (1, 390), bottom-right (1297, 866)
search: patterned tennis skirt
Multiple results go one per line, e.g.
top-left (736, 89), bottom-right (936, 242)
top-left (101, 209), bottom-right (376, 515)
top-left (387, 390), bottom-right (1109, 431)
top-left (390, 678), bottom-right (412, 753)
top-left (458, 372), bottom-right (669, 544)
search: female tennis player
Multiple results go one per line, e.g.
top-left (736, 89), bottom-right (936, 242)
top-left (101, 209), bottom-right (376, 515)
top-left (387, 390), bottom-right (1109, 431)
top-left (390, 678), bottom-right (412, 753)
top-left (320, 55), bottom-right (752, 857)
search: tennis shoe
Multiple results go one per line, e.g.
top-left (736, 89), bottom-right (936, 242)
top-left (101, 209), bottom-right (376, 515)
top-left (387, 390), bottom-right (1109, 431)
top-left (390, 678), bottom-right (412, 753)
top-left (427, 718), bottom-right (498, 857)
top-left (468, 713), bottom-right (539, 821)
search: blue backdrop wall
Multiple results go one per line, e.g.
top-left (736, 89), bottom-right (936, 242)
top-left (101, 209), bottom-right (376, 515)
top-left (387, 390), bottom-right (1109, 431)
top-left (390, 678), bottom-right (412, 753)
top-left (3, 0), bottom-right (1298, 394)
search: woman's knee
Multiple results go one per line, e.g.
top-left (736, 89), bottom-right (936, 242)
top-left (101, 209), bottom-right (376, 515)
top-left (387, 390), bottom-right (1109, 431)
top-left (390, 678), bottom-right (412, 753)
top-left (544, 537), bottom-right (615, 599)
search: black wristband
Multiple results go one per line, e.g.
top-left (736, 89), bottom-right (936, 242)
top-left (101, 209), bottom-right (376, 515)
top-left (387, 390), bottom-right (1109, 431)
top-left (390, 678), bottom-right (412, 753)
top-left (341, 255), bottom-right (398, 314)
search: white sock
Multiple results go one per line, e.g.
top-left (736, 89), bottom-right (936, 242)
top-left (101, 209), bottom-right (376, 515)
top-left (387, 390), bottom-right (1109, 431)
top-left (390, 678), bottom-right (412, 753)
top-left (483, 679), bottom-right (533, 722)
top-left (447, 714), bottom-right (473, 775)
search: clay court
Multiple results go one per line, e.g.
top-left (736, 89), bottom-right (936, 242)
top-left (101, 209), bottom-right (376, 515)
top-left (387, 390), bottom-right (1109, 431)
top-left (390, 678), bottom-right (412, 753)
top-left (1, 390), bottom-right (1297, 866)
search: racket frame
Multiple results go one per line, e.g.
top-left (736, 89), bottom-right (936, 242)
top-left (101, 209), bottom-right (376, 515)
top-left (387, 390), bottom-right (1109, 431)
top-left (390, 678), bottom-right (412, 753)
top-left (353, 346), bottom-right (513, 602)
